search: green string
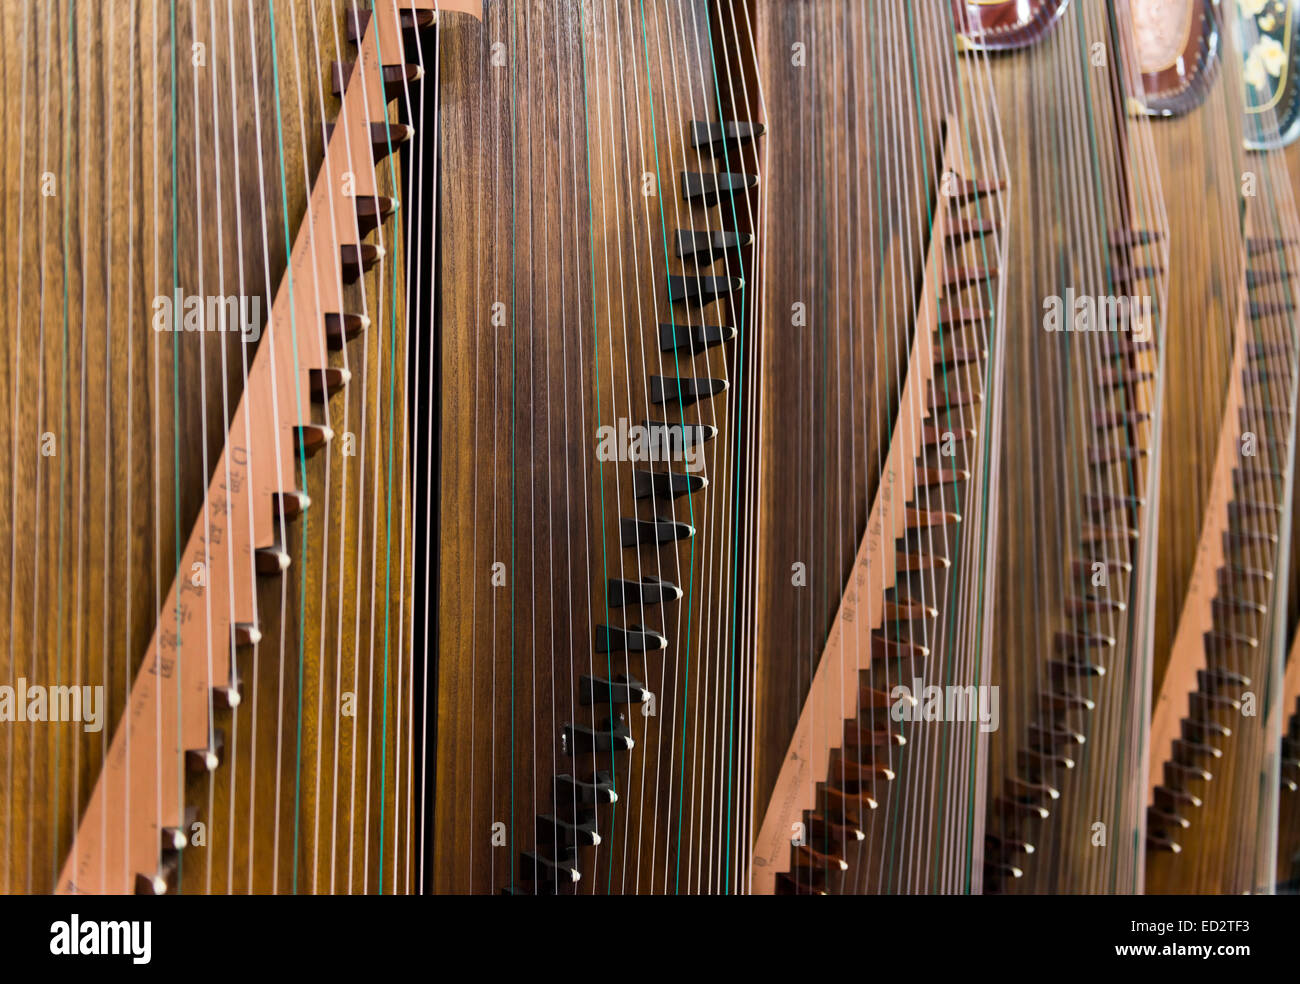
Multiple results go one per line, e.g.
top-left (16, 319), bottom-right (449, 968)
top-left (943, 0), bottom-right (999, 895)
top-left (577, 3), bottom-right (617, 894)
top-left (264, 0), bottom-right (311, 895)
top-left (1073, 0), bottom-right (1129, 894)
top-left (701, 3), bottom-right (749, 895)
top-left (498, 3), bottom-right (519, 894)
top-left (867, 3), bottom-right (896, 889)
top-left (360, 0), bottom-right (406, 895)
top-left (52, 0), bottom-right (75, 881)
top-left (634, 0), bottom-right (698, 896)
top-left (169, 0), bottom-right (183, 892)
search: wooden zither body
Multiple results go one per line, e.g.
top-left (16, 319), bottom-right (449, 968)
top-left (1278, 624), bottom-right (1300, 889)
top-left (1279, 97), bottom-right (1300, 890)
top-left (431, 0), bottom-right (767, 894)
top-left (1136, 0), bottom-right (1238, 686)
top-left (748, 0), bottom-right (1008, 895)
top-left (0, 0), bottom-right (478, 894)
top-left (974, 0), bottom-right (1171, 894)
top-left (1143, 0), bottom-right (1300, 895)
top-left (5, 0), bottom-right (1300, 903)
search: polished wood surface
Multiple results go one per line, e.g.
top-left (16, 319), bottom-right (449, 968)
top-left (980, 0), bottom-right (1167, 894)
top-left (0, 0), bottom-right (446, 895)
top-left (432, 0), bottom-right (763, 894)
top-left (2, 0), bottom-right (1299, 899)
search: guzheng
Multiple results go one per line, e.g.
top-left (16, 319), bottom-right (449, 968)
top-left (0, 0), bottom-right (1297, 900)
